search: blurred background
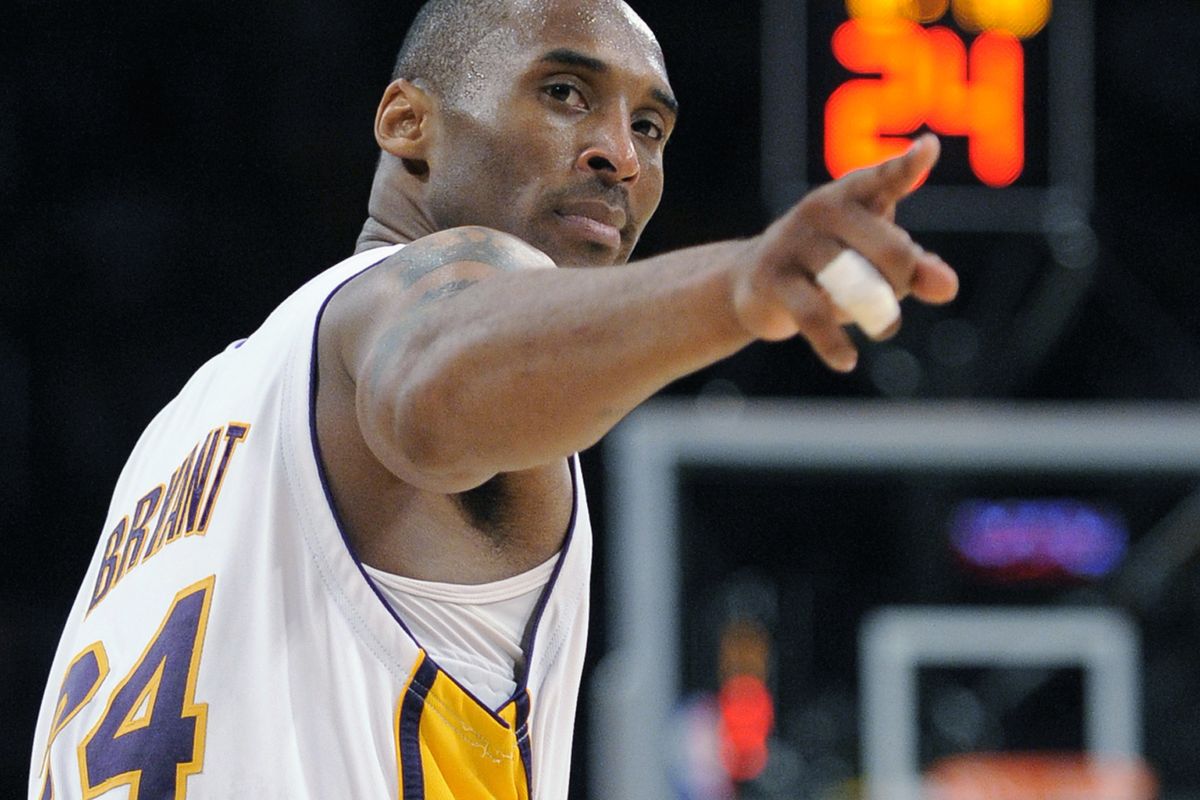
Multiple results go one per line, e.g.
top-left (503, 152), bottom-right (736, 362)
top-left (3, 0), bottom-right (1199, 797)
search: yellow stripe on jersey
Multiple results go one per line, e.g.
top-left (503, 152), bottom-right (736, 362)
top-left (396, 651), bottom-right (531, 800)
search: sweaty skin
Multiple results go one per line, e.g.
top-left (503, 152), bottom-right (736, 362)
top-left (316, 0), bottom-right (958, 584)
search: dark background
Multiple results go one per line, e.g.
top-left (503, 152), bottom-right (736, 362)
top-left (4, 1), bottom-right (1200, 797)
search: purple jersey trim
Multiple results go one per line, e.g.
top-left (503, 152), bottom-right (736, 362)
top-left (306, 254), bottom-right (426, 646)
top-left (515, 456), bottom-right (580, 685)
top-left (306, 249), bottom-right (580, 737)
top-left (515, 688), bottom-right (535, 795)
top-left (398, 656), bottom-right (438, 799)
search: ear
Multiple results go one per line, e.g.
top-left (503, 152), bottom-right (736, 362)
top-left (374, 79), bottom-right (435, 175)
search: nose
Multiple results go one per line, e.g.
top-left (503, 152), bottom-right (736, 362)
top-left (575, 112), bottom-right (640, 185)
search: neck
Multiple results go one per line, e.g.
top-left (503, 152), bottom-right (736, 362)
top-left (355, 158), bottom-right (439, 254)
top-left (355, 217), bottom-right (418, 253)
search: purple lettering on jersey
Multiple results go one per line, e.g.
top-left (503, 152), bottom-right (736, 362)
top-left (38, 642), bottom-right (109, 798)
top-left (80, 580), bottom-right (211, 797)
top-left (87, 422), bottom-right (250, 613)
top-left (117, 485), bottom-right (164, 581)
top-left (183, 427), bottom-right (222, 535)
top-left (88, 517), bottom-right (128, 612)
top-left (195, 423), bottom-right (250, 533)
top-left (163, 445), bottom-right (198, 547)
top-left (143, 463), bottom-right (184, 563)
top-left (49, 646), bottom-right (106, 740)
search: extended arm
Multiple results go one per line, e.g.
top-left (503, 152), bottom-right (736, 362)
top-left (324, 136), bottom-right (958, 494)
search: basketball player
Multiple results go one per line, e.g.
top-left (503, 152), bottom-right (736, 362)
top-left (29, 0), bottom-right (957, 797)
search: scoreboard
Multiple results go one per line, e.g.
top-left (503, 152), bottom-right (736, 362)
top-left (761, 0), bottom-right (1093, 232)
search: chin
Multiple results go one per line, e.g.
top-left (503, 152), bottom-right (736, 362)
top-left (536, 239), bottom-right (619, 268)
top-left (579, 241), bottom-right (624, 267)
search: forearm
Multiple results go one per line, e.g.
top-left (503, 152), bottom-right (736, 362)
top-left (348, 139), bottom-right (959, 493)
top-left (360, 240), bottom-right (753, 490)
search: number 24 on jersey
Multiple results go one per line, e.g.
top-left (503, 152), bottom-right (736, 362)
top-left (37, 576), bottom-right (215, 800)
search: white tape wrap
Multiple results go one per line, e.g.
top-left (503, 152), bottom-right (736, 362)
top-left (815, 249), bottom-right (900, 337)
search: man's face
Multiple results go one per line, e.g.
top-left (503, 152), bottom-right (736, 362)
top-left (422, 0), bottom-right (677, 266)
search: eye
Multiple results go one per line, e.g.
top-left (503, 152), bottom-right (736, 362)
top-left (544, 83), bottom-right (587, 110)
top-left (633, 118), bottom-right (664, 141)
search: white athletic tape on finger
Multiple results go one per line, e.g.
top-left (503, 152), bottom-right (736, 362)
top-left (815, 249), bottom-right (900, 337)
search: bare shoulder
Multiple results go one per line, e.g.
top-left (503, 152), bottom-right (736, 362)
top-left (322, 226), bottom-right (555, 365)
top-left (365, 226), bottom-right (556, 303)
top-left (393, 226), bottom-right (557, 279)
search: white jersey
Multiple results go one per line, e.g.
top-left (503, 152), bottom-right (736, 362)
top-left (28, 245), bottom-right (593, 799)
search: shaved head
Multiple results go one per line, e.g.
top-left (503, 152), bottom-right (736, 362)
top-left (392, 0), bottom-right (513, 103)
top-left (392, 0), bottom-right (662, 106)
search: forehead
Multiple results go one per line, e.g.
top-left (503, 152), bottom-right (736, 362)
top-left (512, 0), bottom-right (670, 86)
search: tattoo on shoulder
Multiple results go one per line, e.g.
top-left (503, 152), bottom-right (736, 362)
top-left (418, 279), bottom-right (478, 305)
top-left (399, 228), bottom-right (531, 290)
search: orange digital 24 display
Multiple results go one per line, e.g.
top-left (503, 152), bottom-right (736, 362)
top-left (826, 1), bottom-right (1051, 187)
top-left (761, 0), bottom-right (1090, 232)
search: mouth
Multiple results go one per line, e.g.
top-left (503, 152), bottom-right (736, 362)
top-left (553, 201), bottom-right (627, 251)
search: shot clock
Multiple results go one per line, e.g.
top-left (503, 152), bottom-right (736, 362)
top-left (762, 0), bottom-right (1093, 232)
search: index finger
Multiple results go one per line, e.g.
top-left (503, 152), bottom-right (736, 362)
top-left (843, 133), bottom-right (941, 205)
